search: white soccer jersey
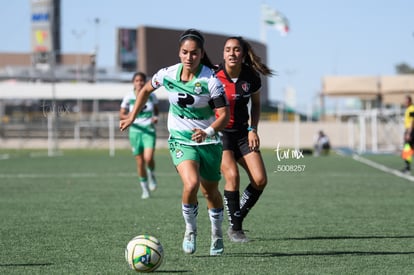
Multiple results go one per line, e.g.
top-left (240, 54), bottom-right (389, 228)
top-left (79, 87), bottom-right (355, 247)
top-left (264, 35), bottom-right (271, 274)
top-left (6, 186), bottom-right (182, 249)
top-left (120, 91), bottom-right (158, 131)
top-left (151, 63), bottom-right (225, 145)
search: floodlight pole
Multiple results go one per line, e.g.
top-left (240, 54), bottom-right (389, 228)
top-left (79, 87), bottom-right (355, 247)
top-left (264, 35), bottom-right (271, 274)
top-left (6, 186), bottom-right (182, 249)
top-left (91, 17), bottom-right (100, 83)
top-left (71, 29), bottom-right (86, 82)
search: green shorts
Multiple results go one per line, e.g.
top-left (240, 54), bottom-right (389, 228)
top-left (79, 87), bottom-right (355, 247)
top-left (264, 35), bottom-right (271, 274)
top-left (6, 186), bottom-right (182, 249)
top-left (129, 127), bottom-right (156, 155)
top-left (168, 141), bottom-right (223, 182)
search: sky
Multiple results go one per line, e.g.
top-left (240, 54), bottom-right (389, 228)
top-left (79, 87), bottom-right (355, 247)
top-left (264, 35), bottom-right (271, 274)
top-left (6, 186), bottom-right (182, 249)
top-left (1, 0), bottom-right (414, 111)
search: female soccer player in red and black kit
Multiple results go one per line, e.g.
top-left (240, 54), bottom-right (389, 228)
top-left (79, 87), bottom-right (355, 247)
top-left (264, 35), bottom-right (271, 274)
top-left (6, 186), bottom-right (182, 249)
top-left (216, 36), bottom-right (273, 242)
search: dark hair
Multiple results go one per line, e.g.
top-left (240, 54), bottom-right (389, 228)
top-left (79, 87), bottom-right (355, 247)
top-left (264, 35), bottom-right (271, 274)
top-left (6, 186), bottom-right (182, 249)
top-left (179, 29), bottom-right (217, 70)
top-left (132, 72), bottom-right (147, 82)
top-left (225, 36), bottom-right (274, 76)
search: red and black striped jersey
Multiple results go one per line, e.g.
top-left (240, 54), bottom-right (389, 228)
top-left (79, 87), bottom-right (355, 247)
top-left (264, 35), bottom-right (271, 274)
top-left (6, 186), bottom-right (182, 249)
top-left (216, 64), bottom-right (261, 131)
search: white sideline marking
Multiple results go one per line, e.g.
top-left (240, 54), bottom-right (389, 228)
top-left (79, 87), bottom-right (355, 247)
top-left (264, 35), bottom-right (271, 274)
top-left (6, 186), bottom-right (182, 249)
top-left (352, 154), bottom-right (414, 182)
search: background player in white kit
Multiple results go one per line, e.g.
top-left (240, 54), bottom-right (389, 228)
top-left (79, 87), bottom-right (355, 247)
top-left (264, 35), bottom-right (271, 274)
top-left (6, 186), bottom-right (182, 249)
top-left (120, 72), bottom-right (159, 199)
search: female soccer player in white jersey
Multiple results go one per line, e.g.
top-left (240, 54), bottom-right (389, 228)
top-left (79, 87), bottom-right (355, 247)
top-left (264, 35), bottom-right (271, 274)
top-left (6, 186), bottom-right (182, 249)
top-left (120, 72), bottom-right (159, 199)
top-left (120, 29), bottom-right (230, 256)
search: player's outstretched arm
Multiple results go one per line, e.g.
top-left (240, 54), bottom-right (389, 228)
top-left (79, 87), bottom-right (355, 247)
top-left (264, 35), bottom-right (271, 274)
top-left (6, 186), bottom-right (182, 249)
top-left (120, 81), bottom-right (154, 131)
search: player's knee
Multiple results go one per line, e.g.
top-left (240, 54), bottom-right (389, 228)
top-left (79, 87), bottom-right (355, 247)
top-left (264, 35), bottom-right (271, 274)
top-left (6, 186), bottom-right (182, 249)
top-left (252, 175), bottom-right (267, 190)
top-left (202, 189), bottom-right (221, 202)
top-left (183, 181), bottom-right (199, 195)
top-left (223, 170), bottom-right (240, 186)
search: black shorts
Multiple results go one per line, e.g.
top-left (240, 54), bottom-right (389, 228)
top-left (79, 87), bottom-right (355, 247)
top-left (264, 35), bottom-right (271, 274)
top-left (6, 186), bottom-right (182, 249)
top-left (221, 130), bottom-right (251, 160)
top-left (404, 129), bottom-right (414, 147)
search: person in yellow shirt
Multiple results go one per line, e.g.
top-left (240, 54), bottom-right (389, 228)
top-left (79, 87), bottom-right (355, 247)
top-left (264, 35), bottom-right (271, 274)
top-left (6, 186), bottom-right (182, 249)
top-left (401, 95), bottom-right (414, 174)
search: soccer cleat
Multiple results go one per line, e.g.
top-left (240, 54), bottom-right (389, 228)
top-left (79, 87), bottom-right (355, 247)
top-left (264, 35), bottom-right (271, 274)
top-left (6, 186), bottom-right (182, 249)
top-left (182, 231), bottom-right (196, 254)
top-left (149, 176), bottom-right (157, 192)
top-left (147, 168), bottom-right (157, 192)
top-left (210, 238), bottom-right (224, 256)
top-left (227, 228), bottom-right (249, 243)
top-left (401, 168), bottom-right (411, 175)
top-left (140, 181), bottom-right (150, 199)
top-left (141, 189), bottom-right (150, 199)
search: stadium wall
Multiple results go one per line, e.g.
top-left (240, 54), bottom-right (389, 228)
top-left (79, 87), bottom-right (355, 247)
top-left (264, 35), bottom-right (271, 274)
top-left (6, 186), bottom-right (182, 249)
top-left (0, 121), bottom-right (394, 152)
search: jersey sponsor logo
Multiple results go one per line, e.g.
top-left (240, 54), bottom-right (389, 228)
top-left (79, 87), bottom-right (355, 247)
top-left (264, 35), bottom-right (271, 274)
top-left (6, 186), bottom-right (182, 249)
top-left (177, 93), bottom-right (195, 108)
top-left (178, 115), bottom-right (204, 121)
top-left (167, 82), bottom-right (174, 89)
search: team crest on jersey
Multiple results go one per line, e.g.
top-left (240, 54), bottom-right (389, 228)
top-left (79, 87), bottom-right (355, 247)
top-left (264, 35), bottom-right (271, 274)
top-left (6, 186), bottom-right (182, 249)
top-left (193, 82), bottom-right (202, 94)
top-left (241, 82), bottom-right (250, 93)
top-left (175, 149), bottom-right (184, 159)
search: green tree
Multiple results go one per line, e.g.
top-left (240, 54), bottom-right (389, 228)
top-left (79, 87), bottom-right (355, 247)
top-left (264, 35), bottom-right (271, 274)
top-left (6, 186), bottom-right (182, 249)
top-left (395, 62), bottom-right (414, 74)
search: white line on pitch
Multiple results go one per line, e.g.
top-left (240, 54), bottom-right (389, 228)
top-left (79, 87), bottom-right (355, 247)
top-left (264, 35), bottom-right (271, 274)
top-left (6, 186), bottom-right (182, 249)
top-left (352, 154), bottom-right (414, 182)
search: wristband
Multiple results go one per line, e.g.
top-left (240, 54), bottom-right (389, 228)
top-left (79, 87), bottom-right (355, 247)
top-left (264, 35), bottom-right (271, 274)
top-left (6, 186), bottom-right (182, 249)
top-left (247, 126), bottom-right (257, 132)
top-left (203, 126), bottom-right (215, 137)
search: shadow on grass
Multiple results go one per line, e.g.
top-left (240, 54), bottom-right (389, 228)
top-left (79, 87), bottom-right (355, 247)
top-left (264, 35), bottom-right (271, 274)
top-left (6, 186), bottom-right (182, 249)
top-left (222, 235), bottom-right (414, 258)
top-left (227, 251), bottom-right (414, 257)
top-left (254, 235), bottom-right (414, 241)
top-left (280, 235), bottom-right (414, 241)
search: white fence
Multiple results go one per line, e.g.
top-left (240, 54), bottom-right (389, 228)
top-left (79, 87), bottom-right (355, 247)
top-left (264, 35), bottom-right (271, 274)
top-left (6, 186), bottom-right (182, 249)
top-left (259, 109), bottom-right (403, 153)
top-left (0, 109), bottom-right (404, 156)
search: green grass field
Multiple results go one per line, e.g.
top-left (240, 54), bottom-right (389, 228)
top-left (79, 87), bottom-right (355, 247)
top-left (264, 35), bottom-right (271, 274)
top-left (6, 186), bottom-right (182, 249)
top-left (0, 148), bottom-right (413, 274)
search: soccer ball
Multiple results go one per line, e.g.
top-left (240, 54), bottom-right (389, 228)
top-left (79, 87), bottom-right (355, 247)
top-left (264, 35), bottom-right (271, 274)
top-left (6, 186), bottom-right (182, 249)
top-left (125, 235), bottom-right (164, 273)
